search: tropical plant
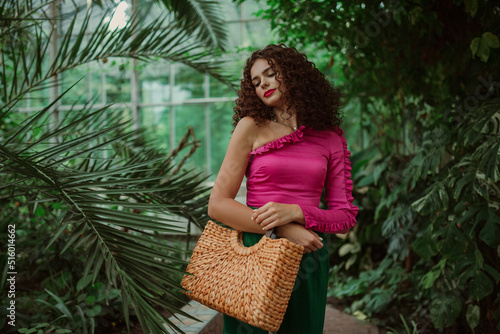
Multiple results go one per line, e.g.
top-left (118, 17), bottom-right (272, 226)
top-left (386, 314), bottom-right (420, 334)
top-left (0, 0), bottom-right (231, 332)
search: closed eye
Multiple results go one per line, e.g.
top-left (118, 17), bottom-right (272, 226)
top-left (253, 73), bottom-right (275, 88)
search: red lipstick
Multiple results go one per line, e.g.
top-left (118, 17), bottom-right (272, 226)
top-left (264, 89), bottom-right (276, 97)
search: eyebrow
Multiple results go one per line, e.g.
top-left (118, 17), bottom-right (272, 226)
top-left (251, 67), bottom-right (272, 82)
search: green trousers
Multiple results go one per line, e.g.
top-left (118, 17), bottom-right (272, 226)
top-left (223, 230), bottom-right (329, 334)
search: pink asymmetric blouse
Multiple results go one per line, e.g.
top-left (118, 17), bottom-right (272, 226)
top-left (245, 125), bottom-right (359, 233)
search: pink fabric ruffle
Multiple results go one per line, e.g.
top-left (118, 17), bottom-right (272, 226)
top-left (301, 127), bottom-right (358, 233)
top-left (249, 125), bottom-right (306, 156)
top-left (334, 127), bottom-right (356, 216)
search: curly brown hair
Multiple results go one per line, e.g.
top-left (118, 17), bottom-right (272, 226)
top-left (232, 44), bottom-right (344, 131)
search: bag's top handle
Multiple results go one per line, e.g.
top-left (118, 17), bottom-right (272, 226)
top-left (265, 228), bottom-right (278, 239)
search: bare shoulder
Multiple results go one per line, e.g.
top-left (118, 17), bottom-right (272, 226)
top-left (227, 116), bottom-right (261, 154)
top-left (234, 116), bottom-right (260, 133)
top-left (233, 116), bottom-right (260, 142)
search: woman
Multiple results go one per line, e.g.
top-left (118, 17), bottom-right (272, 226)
top-left (208, 44), bottom-right (358, 334)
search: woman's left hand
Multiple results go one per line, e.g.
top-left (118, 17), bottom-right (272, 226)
top-left (251, 202), bottom-right (305, 231)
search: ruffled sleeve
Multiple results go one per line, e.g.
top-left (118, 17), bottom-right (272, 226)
top-left (298, 128), bottom-right (358, 233)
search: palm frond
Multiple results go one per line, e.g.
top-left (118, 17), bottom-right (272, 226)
top-left (0, 105), bottom-right (209, 333)
top-left (1, 0), bottom-right (235, 105)
top-left (155, 0), bottom-right (228, 50)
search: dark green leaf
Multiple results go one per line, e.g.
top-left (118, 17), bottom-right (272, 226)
top-left (470, 271), bottom-right (494, 300)
top-left (466, 304), bottom-right (480, 330)
top-left (430, 293), bottom-right (462, 329)
top-left (412, 227), bottom-right (438, 259)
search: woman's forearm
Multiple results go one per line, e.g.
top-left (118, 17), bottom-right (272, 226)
top-left (208, 197), bottom-right (266, 234)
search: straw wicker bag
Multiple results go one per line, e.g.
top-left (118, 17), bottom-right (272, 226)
top-left (181, 220), bottom-right (304, 332)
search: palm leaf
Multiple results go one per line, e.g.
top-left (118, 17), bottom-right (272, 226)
top-left (1, 0), bottom-right (235, 106)
top-left (0, 0), bottom-right (226, 331)
top-left (155, 0), bottom-right (228, 50)
top-left (0, 105), bottom-right (209, 333)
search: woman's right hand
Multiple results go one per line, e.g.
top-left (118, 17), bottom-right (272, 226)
top-left (277, 223), bottom-right (324, 253)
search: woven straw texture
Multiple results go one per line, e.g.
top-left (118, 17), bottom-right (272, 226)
top-left (181, 220), bottom-right (304, 332)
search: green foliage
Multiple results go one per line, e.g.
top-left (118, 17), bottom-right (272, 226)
top-left (328, 258), bottom-right (412, 324)
top-left (255, 0), bottom-right (500, 332)
top-left (386, 314), bottom-right (420, 334)
top-left (0, 0), bottom-right (231, 332)
top-left (0, 104), bottom-right (210, 333)
top-left (471, 32), bottom-right (500, 63)
top-left (153, 0), bottom-right (228, 50)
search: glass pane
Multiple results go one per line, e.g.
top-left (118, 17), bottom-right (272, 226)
top-left (104, 58), bottom-right (131, 103)
top-left (173, 64), bottom-right (205, 102)
top-left (209, 101), bottom-right (234, 178)
top-left (140, 60), bottom-right (171, 103)
top-left (25, 48), bottom-right (51, 109)
top-left (227, 22), bottom-right (242, 48)
top-left (141, 106), bottom-right (170, 151)
top-left (242, 0), bottom-right (262, 20)
top-left (29, 87), bottom-right (50, 109)
top-left (61, 66), bottom-right (88, 105)
top-left (59, 1), bottom-right (87, 34)
top-left (136, 1), bottom-right (166, 26)
top-left (174, 105), bottom-right (206, 173)
top-left (223, 0), bottom-right (240, 22)
top-left (107, 105), bottom-right (134, 131)
top-left (14, 96), bottom-right (27, 109)
top-left (209, 76), bottom-right (235, 98)
top-left (89, 62), bottom-right (104, 104)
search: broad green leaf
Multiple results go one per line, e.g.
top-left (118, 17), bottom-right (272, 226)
top-left (483, 32), bottom-right (500, 48)
top-left (339, 243), bottom-right (358, 256)
top-left (34, 206), bottom-right (46, 216)
top-left (85, 295), bottom-right (96, 305)
top-left (474, 249), bottom-right (484, 270)
top-left (106, 288), bottom-right (121, 300)
top-left (366, 288), bottom-right (391, 312)
top-left (469, 37), bottom-right (480, 59)
top-left (76, 275), bottom-right (93, 291)
top-left (421, 258), bottom-right (446, 289)
top-left (430, 293), bottom-right (462, 329)
top-left (479, 218), bottom-right (500, 247)
top-left (470, 271), bottom-right (494, 300)
top-left (85, 305), bottom-right (102, 317)
top-left (412, 228), bottom-right (438, 259)
top-left (345, 255), bottom-right (357, 270)
top-left (484, 264), bottom-right (500, 283)
top-left (471, 32), bottom-right (500, 62)
top-left (464, 0), bottom-right (478, 17)
top-left (466, 304), bottom-right (480, 330)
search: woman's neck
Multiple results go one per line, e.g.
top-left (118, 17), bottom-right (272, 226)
top-left (272, 107), bottom-right (297, 130)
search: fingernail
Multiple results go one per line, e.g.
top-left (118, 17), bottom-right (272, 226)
top-left (319, 237), bottom-right (323, 241)
top-left (251, 217), bottom-right (254, 220)
top-left (262, 228), bottom-right (265, 230)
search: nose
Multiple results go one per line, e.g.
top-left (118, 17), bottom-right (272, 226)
top-left (261, 77), bottom-right (270, 88)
